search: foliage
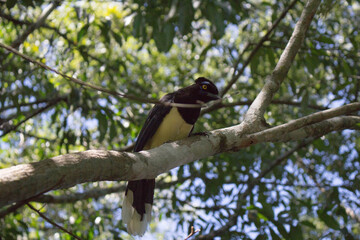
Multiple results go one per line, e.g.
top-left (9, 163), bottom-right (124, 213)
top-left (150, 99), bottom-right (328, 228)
top-left (0, 0), bottom-right (359, 239)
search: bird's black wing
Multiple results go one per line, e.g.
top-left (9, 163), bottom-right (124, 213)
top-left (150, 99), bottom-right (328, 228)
top-left (133, 93), bottom-right (174, 152)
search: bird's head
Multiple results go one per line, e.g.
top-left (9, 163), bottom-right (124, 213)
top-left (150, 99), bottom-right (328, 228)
top-left (194, 77), bottom-right (220, 103)
top-left (174, 77), bottom-right (220, 105)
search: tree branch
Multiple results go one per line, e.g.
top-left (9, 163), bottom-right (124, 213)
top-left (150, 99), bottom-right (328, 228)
top-left (296, 157), bottom-right (360, 224)
top-left (204, 0), bottom-right (299, 118)
top-left (0, 0), bottom-right (61, 63)
top-left (243, 0), bottom-right (322, 128)
top-left (0, 97), bottom-right (64, 138)
top-left (12, 1), bottom-right (60, 48)
top-left (202, 98), bottom-right (327, 115)
top-left (221, 0), bottom-right (299, 97)
top-left (0, 101), bottom-right (358, 207)
top-left (0, 96), bottom-right (66, 113)
top-left (0, 11), bottom-right (31, 25)
top-left (26, 203), bottom-right (82, 240)
top-left (0, 42), bottom-right (205, 109)
top-left (198, 139), bottom-right (314, 239)
top-left (243, 102), bottom-right (360, 147)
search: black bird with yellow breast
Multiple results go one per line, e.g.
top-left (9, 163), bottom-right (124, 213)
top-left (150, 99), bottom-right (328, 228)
top-left (122, 77), bottom-right (220, 236)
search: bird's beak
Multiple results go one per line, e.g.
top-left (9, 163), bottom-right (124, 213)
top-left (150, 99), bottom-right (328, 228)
top-left (204, 92), bottom-right (221, 101)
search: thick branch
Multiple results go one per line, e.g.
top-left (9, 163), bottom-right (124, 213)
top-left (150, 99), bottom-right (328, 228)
top-left (243, 0), bottom-right (321, 126)
top-left (0, 102), bottom-right (358, 207)
top-left (243, 102), bottom-right (360, 147)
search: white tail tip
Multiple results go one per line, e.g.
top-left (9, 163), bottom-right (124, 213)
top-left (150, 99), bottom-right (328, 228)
top-left (122, 189), bottom-right (152, 236)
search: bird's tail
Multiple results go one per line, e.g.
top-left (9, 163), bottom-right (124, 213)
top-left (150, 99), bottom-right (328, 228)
top-left (122, 179), bottom-right (155, 236)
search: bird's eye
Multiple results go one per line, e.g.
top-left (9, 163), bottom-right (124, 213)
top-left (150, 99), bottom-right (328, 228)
top-left (202, 85), bottom-right (207, 90)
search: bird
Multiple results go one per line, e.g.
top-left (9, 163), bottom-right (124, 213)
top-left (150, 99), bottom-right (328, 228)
top-left (121, 77), bottom-right (220, 236)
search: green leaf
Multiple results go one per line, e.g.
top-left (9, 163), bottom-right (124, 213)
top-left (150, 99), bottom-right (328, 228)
top-left (77, 24), bottom-right (90, 42)
top-left (111, 31), bottom-right (123, 47)
top-left (203, 2), bottom-right (225, 39)
top-left (266, 49), bottom-right (276, 68)
top-left (342, 59), bottom-right (351, 76)
top-left (250, 50), bottom-right (261, 74)
top-left (66, 130), bottom-right (76, 145)
top-left (20, 0), bottom-right (35, 7)
top-left (96, 112), bottom-right (108, 143)
top-left (318, 35), bottom-right (335, 44)
top-left (272, 220), bottom-right (289, 238)
top-left (257, 212), bottom-right (268, 221)
top-left (6, 0), bottom-right (17, 9)
top-left (255, 234), bottom-right (267, 240)
top-left (317, 209), bottom-right (340, 230)
top-left (153, 22), bottom-right (175, 52)
top-left (300, 220), bottom-right (316, 229)
top-left (177, 0), bottom-right (194, 35)
top-left (109, 120), bottom-right (117, 141)
top-left (270, 228), bottom-right (282, 240)
top-left (99, 20), bottom-right (111, 44)
top-left (289, 224), bottom-right (303, 240)
top-left (132, 13), bottom-right (144, 38)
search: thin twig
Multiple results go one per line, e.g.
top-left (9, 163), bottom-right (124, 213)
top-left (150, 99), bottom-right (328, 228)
top-left (26, 203), bottom-right (82, 240)
top-left (15, 129), bottom-right (57, 142)
top-left (9, 1), bottom-right (61, 50)
top-left (184, 226), bottom-right (201, 240)
top-left (221, 0), bottom-right (299, 97)
top-left (202, 98), bottom-right (327, 114)
top-left (198, 139), bottom-right (314, 239)
top-left (0, 176), bottom-right (65, 218)
top-left (0, 42), bottom-right (205, 108)
top-left (0, 97), bottom-right (64, 138)
top-left (0, 96), bottom-right (66, 112)
top-left (296, 158), bottom-right (360, 224)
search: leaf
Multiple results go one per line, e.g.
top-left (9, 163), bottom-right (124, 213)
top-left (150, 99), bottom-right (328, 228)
top-left (77, 24), bottom-right (90, 42)
top-left (153, 22), bottom-right (175, 52)
top-left (289, 224), bottom-right (303, 240)
top-left (305, 53), bottom-right (318, 74)
top-left (132, 13), bottom-right (144, 38)
top-left (318, 35), bottom-right (335, 44)
top-left (317, 209), bottom-right (340, 230)
top-left (250, 50), bottom-right (261, 74)
top-left (259, 199), bottom-right (274, 219)
top-left (6, 0), bottom-right (17, 9)
top-left (99, 20), bottom-right (111, 44)
top-left (96, 112), bottom-right (108, 143)
top-left (177, 0), bottom-right (194, 35)
top-left (109, 120), bottom-right (117, 141)
top-left (255, 234), bottom-right (267, 240)
top-left (270, 228), bottom-right (282, 240)
top-left (272, 220), bottom-right (289, 238)
top-left (266, 48), bottom-right (276, 68)
top-left (342, 59), bottom-right (352, 76)
top-left (203, 2), bottom-right (225, 39)
top-left (300, 220), bottom-right (316, 229)
top-left (257, 212), bottom-right (268, 221)
top-left (111, 31), bottom-right (123, 47)
top-left (66, 130), bottom-right (77, 145)
top-left (20, 0), bottom-right (35, 7)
